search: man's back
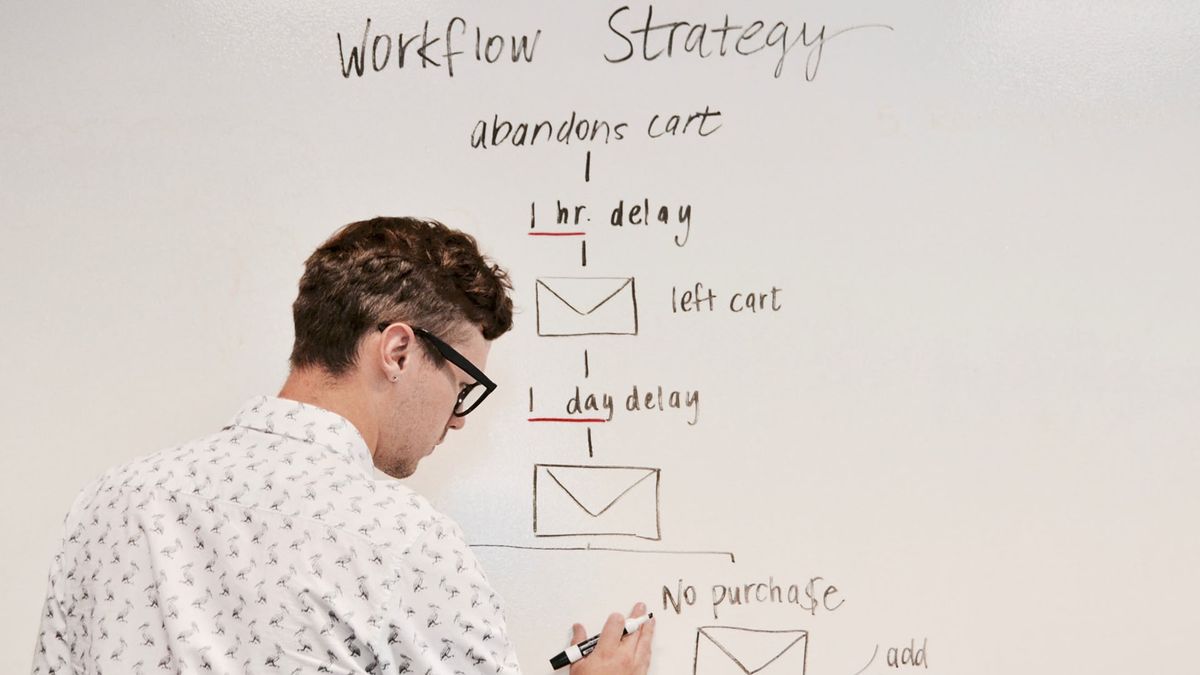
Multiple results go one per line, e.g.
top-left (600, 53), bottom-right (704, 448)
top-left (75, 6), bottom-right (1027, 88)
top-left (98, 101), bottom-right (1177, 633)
top-left (31, 396), bottom-right (521, 674)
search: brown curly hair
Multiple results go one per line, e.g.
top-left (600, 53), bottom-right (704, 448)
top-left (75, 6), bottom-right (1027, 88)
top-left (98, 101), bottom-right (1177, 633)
top-left (288, 216), bottom-right (514, 376)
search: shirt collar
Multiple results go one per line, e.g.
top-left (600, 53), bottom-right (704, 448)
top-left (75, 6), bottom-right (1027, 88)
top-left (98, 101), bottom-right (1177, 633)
top-left (224, 395), bottom-right (377, 475)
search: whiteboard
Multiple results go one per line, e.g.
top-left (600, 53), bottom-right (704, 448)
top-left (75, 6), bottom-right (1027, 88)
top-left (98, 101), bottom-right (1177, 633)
top-left (3, 1), bottom-right (1198, 673)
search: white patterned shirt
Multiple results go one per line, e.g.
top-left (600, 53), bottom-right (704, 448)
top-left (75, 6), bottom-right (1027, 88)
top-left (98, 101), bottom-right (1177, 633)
top-left (31, 395), bottom-right (523, 675)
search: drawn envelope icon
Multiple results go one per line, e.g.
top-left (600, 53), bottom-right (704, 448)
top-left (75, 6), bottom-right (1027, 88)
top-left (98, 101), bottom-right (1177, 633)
top-left (693, 626), bottom-right (809, 675)
top-left (535, 276), bottom-right (638, 336)
top-left (533, 464), bottom-right (660, 539)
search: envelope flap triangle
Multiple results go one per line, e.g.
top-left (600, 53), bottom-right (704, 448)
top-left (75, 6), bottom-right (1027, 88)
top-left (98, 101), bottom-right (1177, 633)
top-left (698, 627), bottom-right (808, 674)
top-left (543, 466), bottom-right (657, 517)
top-left (537, 277), bottom-right (633, 315)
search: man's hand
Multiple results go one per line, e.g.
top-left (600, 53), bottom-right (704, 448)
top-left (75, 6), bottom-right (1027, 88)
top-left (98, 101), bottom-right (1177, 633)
top-left (568, 602), bottom-right (655, 675)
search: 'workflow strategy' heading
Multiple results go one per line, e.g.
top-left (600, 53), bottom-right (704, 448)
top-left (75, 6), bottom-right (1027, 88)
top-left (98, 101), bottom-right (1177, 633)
top-left (336, 5), bottom-right (893, 81)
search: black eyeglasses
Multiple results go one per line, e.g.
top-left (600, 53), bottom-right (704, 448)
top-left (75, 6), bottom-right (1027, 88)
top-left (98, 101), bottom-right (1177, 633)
top-left (376, 323), bottom-right (496, 417)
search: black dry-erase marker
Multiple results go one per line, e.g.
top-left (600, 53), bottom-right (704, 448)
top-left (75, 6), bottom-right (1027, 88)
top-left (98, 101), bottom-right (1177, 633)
top-left (549, 613), bottom-right (654, 670)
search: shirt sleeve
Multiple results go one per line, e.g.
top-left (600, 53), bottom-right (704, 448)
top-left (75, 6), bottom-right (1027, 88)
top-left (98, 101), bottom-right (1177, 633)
top-left (376, 515), bottom-right (522, 675)
top-left (30, 481), bottom-right (98, 674)
top-left (30, 547), bottom-right (72, 674)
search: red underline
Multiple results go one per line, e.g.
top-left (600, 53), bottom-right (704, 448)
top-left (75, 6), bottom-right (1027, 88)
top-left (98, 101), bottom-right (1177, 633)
top-left (528, 232), bottom-right (586, 237)
top-left (527, 417), bottom-right (608, 423)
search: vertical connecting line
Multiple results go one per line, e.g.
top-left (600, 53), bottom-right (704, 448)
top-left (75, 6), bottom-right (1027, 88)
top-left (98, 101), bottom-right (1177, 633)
top-left (584, 150), bottom-right (591, 182)
top-left (581, 240), bottom-right (587, 267)
top-left (528, 386), bottom-right (534, 413)
top-left (530, 201), bottom-right (535, 229)
top-left (584, 350), bottom-right (590, 378)
top-left (586, 427), bottom-right (594, 458)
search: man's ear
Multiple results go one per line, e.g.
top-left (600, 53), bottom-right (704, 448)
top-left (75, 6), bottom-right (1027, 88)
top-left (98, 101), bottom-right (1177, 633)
top-left (379, 323), bottom-right (417, 379)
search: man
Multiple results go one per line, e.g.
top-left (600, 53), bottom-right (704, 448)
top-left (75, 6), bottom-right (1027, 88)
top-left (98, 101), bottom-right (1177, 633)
top-left (31, 216), bottom-right (655, 674)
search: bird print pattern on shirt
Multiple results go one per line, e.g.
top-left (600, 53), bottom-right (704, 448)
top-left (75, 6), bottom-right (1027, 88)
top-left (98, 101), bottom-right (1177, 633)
top-left (32, 395), bottom-right (522, 675)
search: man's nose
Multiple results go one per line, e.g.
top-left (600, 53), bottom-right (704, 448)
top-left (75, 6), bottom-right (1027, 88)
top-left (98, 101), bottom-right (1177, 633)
top-left (447, 413), bottom-right (466, 431)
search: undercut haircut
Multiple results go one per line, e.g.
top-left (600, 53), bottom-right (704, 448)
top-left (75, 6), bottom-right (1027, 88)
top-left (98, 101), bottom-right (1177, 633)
top-left (288, 216), bottom-right (514, 377)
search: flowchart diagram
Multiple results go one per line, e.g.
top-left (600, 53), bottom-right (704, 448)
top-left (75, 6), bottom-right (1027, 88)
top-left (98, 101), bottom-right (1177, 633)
top-left (492, 143), bottom-right (849, 672)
